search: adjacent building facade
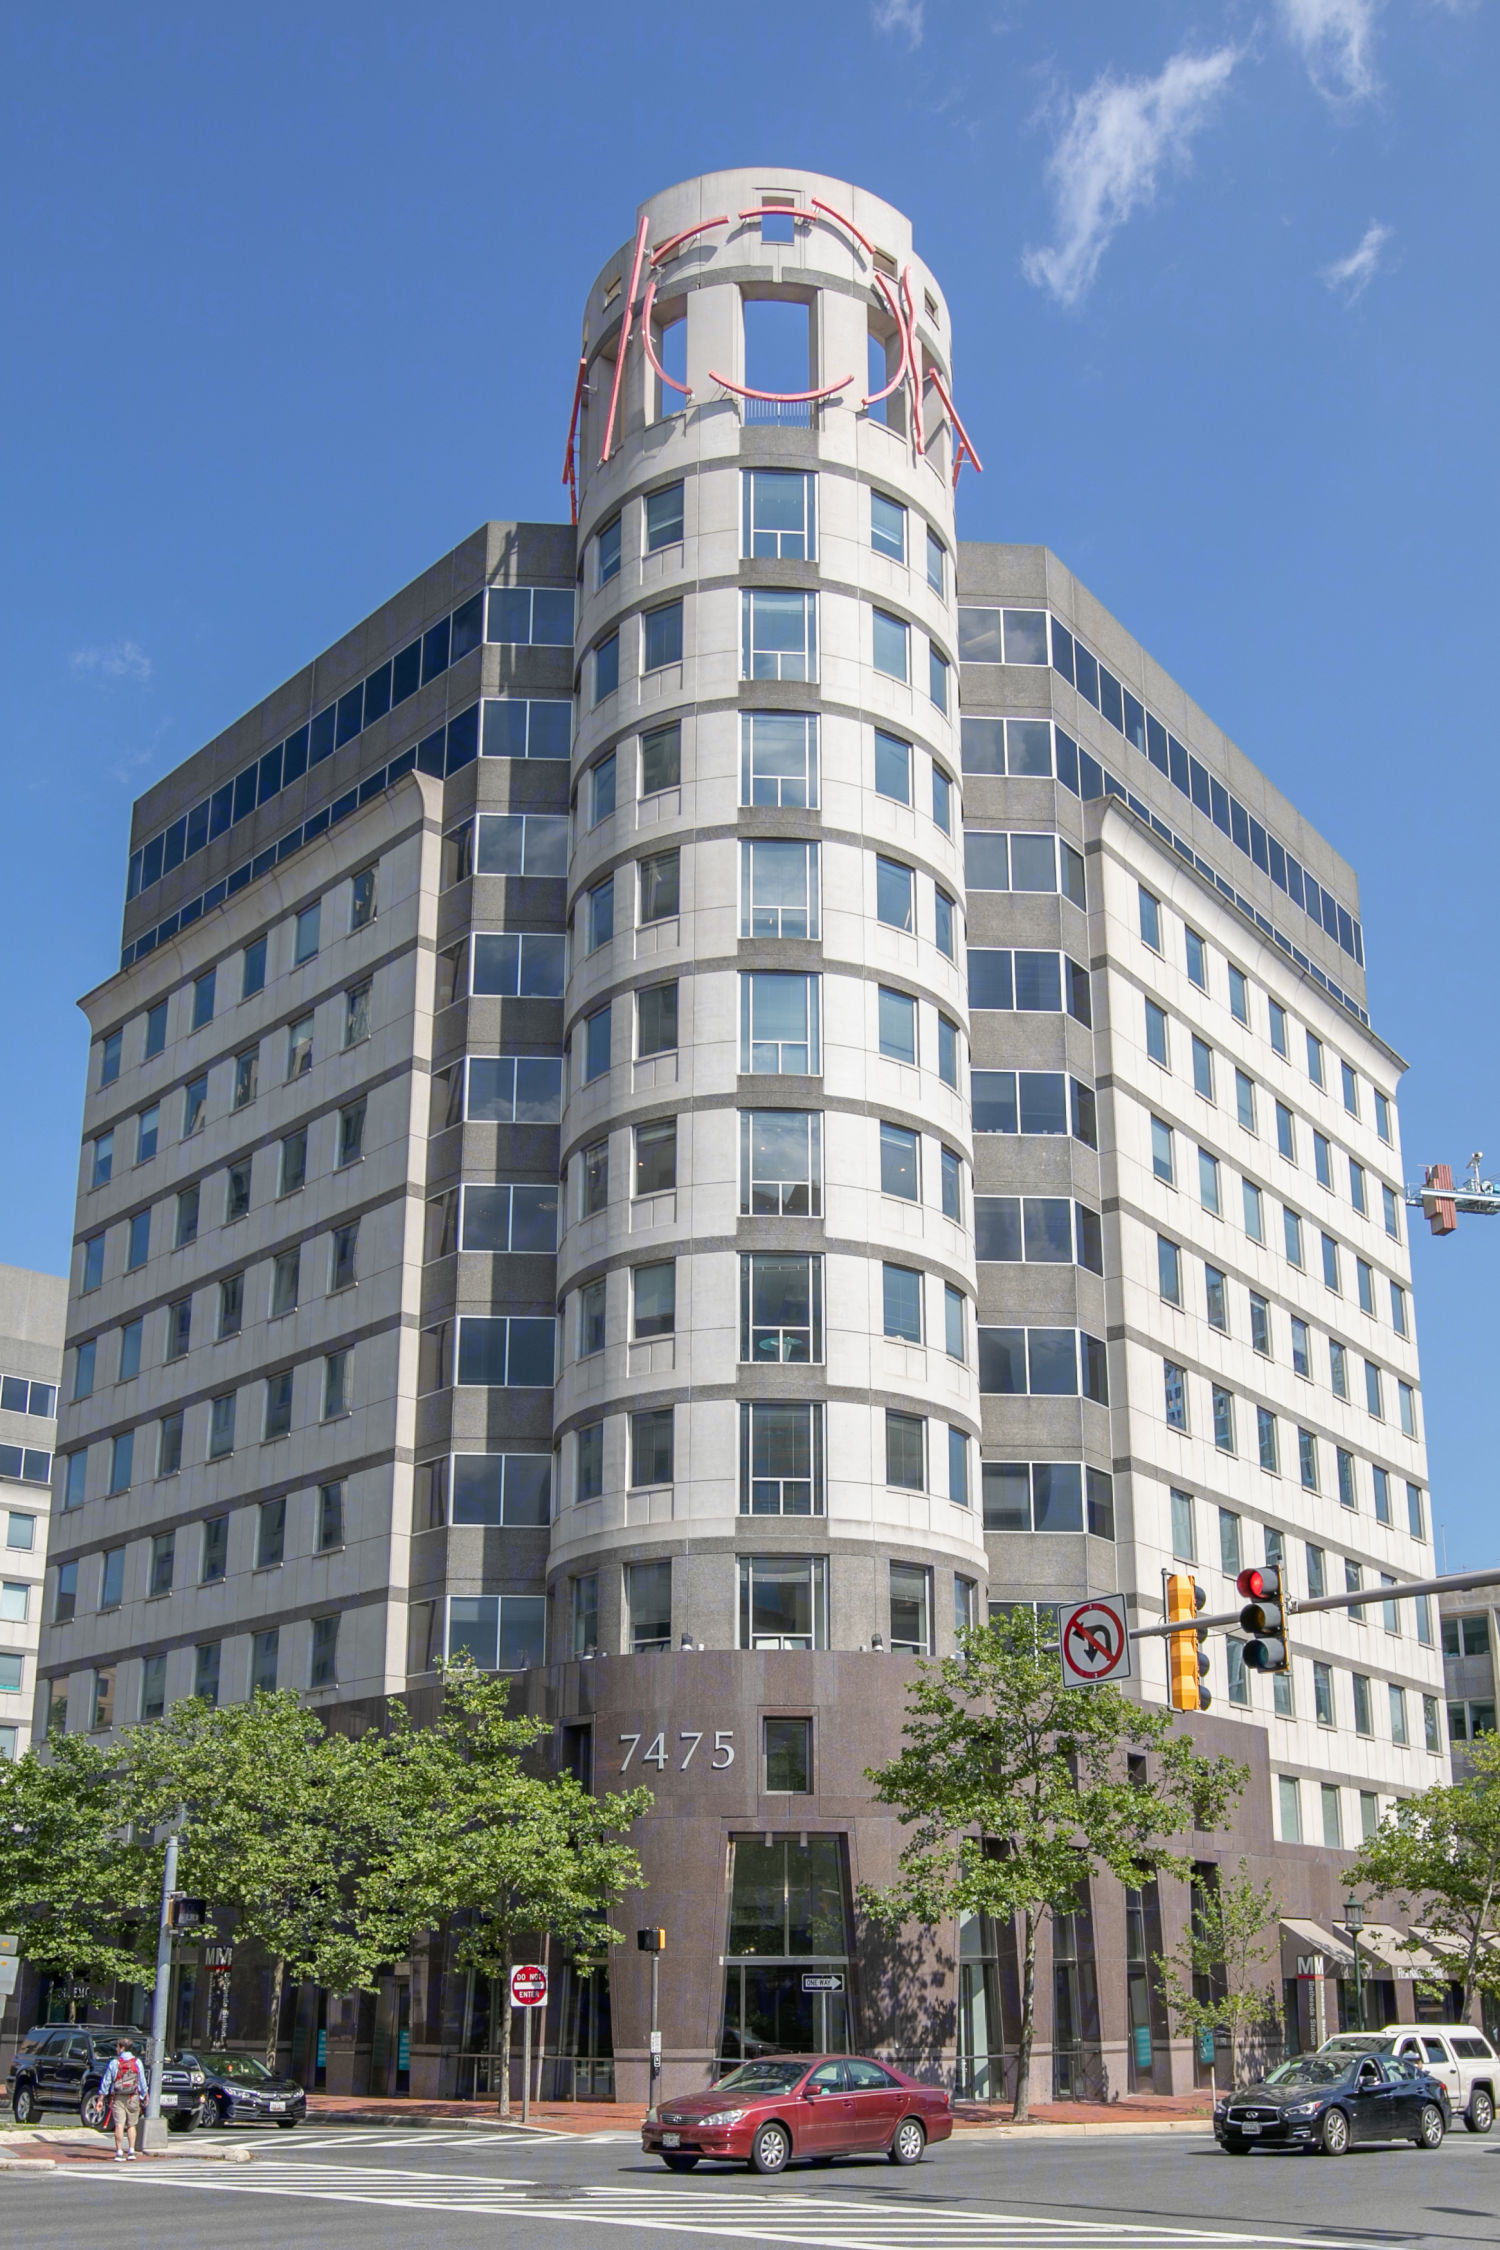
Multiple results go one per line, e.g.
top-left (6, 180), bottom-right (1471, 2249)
top-left (0, 1265), bottom-right (65, 1766)
top-left (25, 169), bottom-right (1452, 2100)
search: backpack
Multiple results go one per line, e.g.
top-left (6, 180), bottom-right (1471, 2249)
top-left (114, 2056), bottom-right (141, 2096)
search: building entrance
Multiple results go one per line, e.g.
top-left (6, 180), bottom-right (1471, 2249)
top-left (719, 1834), bottom-right (851, 2066)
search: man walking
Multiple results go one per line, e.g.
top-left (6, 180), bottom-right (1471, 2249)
top-left (100, 2040), bottom-right (145, 2161)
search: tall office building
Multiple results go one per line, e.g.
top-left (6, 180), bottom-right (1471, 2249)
top-left (0, 1266), bottom-right (65, 1769)
top-left (31, 170), bottom-right (1446, 2100)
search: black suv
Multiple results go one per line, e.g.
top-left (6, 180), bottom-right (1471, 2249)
top-left (7, 2025), bottom-right (206, 2129)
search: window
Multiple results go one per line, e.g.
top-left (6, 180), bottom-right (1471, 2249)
top-left (625, 1559), bottom-right (673, 1656)
top-left (739, 1555), bottom-right (826, 1650)
top-left (577, 1282), bottom-right (606, 1361)
top-left (308, 1614), bottom-right (340, 1689)
top-left (238, 933), bottom-right (269, 999)
top-left (349, 861), bottom-right (377, 930)
top-left (293, 901), bottom-right (321, 967)
top-left (937, 1015), bottom-right (959, 1089)
top-left (1192, 1037), bottom-right (1215, 1102)
top-left (81, 1233), bottom-right (105, 1292)
top-left (583, 1005), bottom-right (612, 1083)
top-left (1249, 1291), bottom-right (1270, 1354)
top-left (1424, 1695), bottom-right (1442, 1754)
top-left (1242, 1179), bottom-right (1263, 1241)
top-left (190, 967), bottom-right (217, 1031)
top-left (99, 1027), bottom-right (122, 1087)
top-left (740, 1402), bottom-right (823, 1516)
top-left (1217, 1507), bottom-right (1242, 1578)
top-left (1350, 1158), bottom-right (1368, 1216)
top-left (1257, 1406), bottom-right (1279, 1472)
top-left (876, 855), bottom-right (914, 933)
top-left (642, 599), bottom-right (683, 672)
top-left (448, 1455), bottom-right (548, 1527)
top-left (344, 981), bottom-right (372, 1049)
top-left (1390, 1684), bottom-right (1409, 1746)
top-left (1298, 1428), bottom-right (1318, 1489)
top-left (144, 998), bottom-right (168, 1057)
top-left (97, 1543), bottom-right (125, 1609)
top-left (885, 1412), bottom-right (925, 1493)
top-left (1357, 1259), bottom-right (1375, 1316)
top-left (880, 1122), bottom-right (919, 1201)
top-left (637, 981), bottom-right (678, 1059)
top-left (576, 1421), bottom-right (604, 1502)
top-left (741, 839), bottom-right (817, 937)
top-left (1226, 1640), bottom-right (1250, 1708)
top-left (941, 1147), bottom-right (962, 1221)
top-left (882, 1262), bottom-right (922, 1343)
top-left (875, 729), bottom-right (911, 804)
top-left (1340, 1059), bottom-right (1359, 1116)
top-left (593, 632), bottom-right (619, 700)
top-left (1346, 1557), bottom-right (1364, 1621)
top-left (1353, 1672), bottom-right (1374, 1736)
top-left (1407, 1482), bottom-right (1426, 1540)
top-left (948, 1426), bottom-right (969, 1506)
top-left (1202, 1266), bottom-right (1228, 1333)
top-left (1306, 1032), bottom-right (1325, 1089)
top-left (1284, 1207), bottom-right (1304, 1268)
top-left (740, 1110), bottom-right (821, 1215)
top-left (62, 1450), bottom-right (87, 1509)
top-left (1382, 1183), bottom-right (1401, 1242)
top-left (587, 754), bottom-right (617, 829)
top-left (741, 712), bottom-right (817, 807)
top-left (633, 1262), bottom-right (675, 1340)
top-left (1158, 1236), bottom-right (1182, 1305)
top-left (106, 1429), bottom-right (133, 1495)
top-left (92, 1129), bottom-right (114, 1187)
top-left (742, 468), bottom-right (815, 558)
top-left (1212, 1386), bottom-right (1235, 1453)
top-left (1306, 1542), bottom-right (1326, 1598)
top-left (1312, 1661), bottom-right (1335, 1727)
top-left (285, 1013), bottom-right (314, 1082)
top-left (229, 1045), bottom-right (258, 1115)
top-left (871, 489), bottom-right (907, 561)
top-left (488, 585), bottom-right (575, 647)
top-left (645, 479), bottom-right (685, 551)
top-left (448, 1593), bottom-right (545, 1673)
top-left (1236, 1071), bottom-right (1257, 1133)
top-left (1364, 1358), bottom-right (1383, 1417)
top-left (136, 1103), bottom-right (161, 1162)
top-left (1268, 999), bottom-right (1288, 1057)
top-left (640, 721), bottom-right (682, 798)
top-left (631, 1409), bottom-right (674, 1490)
top-left (1170, 1489), bottom-right (1195, 1562)
top-left (1151, 1116), bottom-right (1174, 1183)
top-left (1228, 964), bottom-right (1249, 1025)
top-left (1399, 1381), bottom-right (1417, 1437)
top-left (872, 606), bottom-right (908, 681)
top-left (322, 1351), bottom-right (350, 1419)
top-left (1145, 1000), bottom-right (1169, 1066)
top-left (585, 877), bottom-right (615, 955)
top-left (264, 1369), bottom-right (294, 1440)
top-left (1310, 1132), bottom-right (1332, 1191)
top-left (890, 1562), bottom-right (932, 1655)
top-left (743, 1254), bottom-right (822, 1362)
top-left (329, 1218), bottom-right (360, 1293)
top-left (1291, 1317), bottom-right (1310, 1377)
top-left (743, 589), bottom-right (816, 681)
top-left (1274, 1101), bottom-right (1296, 1164)
top-left (1185, 929), bottom-right (1207, 990)
top-left (1138, 886), bottom-right (1161, 950)
top-left (1164, 1361), bottom-right (1188, 1431)
top-left (932, 763), bottom-right (954, 836)
top-left (1278, 1774), bottom-right (1302, 1842)
top-left (929, 643), bottom-right (950, 711)
top-left (1337, 1447), bottom-right (1357, 1508)
top-left (741, 972), bottom-right (819, 1074)
top-left (877, 986), bottom-right (916, 1064)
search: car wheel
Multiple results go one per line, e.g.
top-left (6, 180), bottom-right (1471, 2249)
top-left (1416, 2103), bottom-right (1446, 2150)
top-left (1223, 2139), bottom-right (1253, 2155)
top-left (661, 2153), bottom-right (699, 2172)
top-left (889, 2118), bottom-right (926, 2167)
top-left (1318, 2108), bottom-right (1350, 2157)
top-left (1465, 2087), bottom-right (1495, 2135)
top-left (750, 2122), bottom-right (791, 2175)
top-left (80, 2090), bottom-right (109, 2132)
top-left (11, 2083), bottom-right (39, 2127)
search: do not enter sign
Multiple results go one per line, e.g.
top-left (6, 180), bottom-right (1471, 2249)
top-left (1059, 1595), bottom-right (1132, 1688)
top-left (510, 1963), bottom-right (548, 2008)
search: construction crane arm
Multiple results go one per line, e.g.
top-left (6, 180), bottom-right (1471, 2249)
top-left (1406, 1157), bottom-right (1500, 1234)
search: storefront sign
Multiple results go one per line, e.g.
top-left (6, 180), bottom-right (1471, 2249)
top-left (619, 1729), bottom-right (735, 1771)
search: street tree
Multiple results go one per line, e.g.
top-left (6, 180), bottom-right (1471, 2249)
top-left (1154, 1858), bottom-right (1282, 2093)
top-left (123, 1690), bottom-right (390, 2067)
top-left (1347, 1730), bottom-right (1500, 2016)
top-left (358, 1661), bottom-right (652, 2114)
top-left (0, 1734), bottom-right (158, 2010)
top-left (861, 1609), bottom-right (1245, 2120)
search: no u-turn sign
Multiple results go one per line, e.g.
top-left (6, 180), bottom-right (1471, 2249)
top-left (1059, 1595), bottom-right (1132, 1687)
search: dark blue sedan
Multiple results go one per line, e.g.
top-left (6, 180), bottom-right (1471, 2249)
top-left (1215, 2052), bottom-right (1450, 2156)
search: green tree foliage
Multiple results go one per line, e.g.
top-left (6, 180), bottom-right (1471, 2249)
top-left (1154, 1859), bottom-right (1282, 2093)
top-left (862, 1610), bottom-right (1245, 2120)
top-left (0, 1735), bottom-right (158, 2008)
top-left (1347, 1730), bottom-right (1500, 2015)
top-left (357, 1661), bottom-right (652, 2113)
top-left (122, 1691), bottom-right (387, 2067)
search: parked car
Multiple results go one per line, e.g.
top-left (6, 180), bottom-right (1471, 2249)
top-left (6, 2025), bottom-right (205, 2129)
top-left (1319, 2027), bottom-right (1498, 2134)
top-left (180, 2051), bottom-right (306, 2127)
top-left (642, 2055), bottom-right (953, 2174)
top-left (1215, 2052), bottom-right (1450, 2156)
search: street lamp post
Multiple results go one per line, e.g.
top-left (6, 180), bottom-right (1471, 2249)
top-left (1343, 1894), bottom-right (1366, 2034)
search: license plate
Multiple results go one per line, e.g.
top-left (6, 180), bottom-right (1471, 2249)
top-left (661, 2133), bottom-right (680, 2148)
top-left (268, 2101), bottom-right (286, 2112)
top-left (1240, 2124), bottom-right (1260, 2136)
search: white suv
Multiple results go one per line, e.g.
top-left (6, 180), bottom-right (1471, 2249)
top-left (1320, 2029), bottom-right (1497, 2133)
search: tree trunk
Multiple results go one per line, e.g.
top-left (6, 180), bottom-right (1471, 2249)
top-left (263, 1954), bottom-right (286, 2073)
top-left (497, 1940), bottom-right (513, 2118)
top-left (1013, 1909), bottom-right (1038, 2123)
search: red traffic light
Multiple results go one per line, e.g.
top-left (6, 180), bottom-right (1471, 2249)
top-left (1236, 1568), bottom-right (1266, 1600)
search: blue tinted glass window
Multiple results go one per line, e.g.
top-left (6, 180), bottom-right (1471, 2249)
top-left (422, 617), bottom-right (451, 684)
top-left (309, 706), bottom-right (336, 764)
top-left (445, 705), bottom-right (479, 773)
top-left (362, 665), bottom-right (391, 726)
top-left (1123, 691), bottom-right (1145, 750)
top-left (282, 725), bottom-right (309, 783)
top-left (208, 784), bottom-right (233, 840)
top-left (528, 702), bottom-right (571, 758)
top-left (185, 800), bottom-right (209, 856)
top-left (1098, 669), bottom-right (1123, 732)
top-left (162, 819), bottom-right (186, 873)
top-left (1050, 617), bottom-right (1074, 683)
top-left (451, 592), bottom-right (484, 660)
top-left (532, 590), bottom-right (575, 644)
top-left (231, 766), bottom-right (257, 821)
top-left (1189, 759), bottom-right (1212, 815)
top-left (968, 950), bottom-right (1013, 1010)
top-left (392, 639), bottom-right (421, 703)
top-left (258, 744), bottom-right (283, 803)
top-left (1073, 644), bottom-right (1098, 706)
top-left (335, 689), bottom-right (362, 747)
top-left (483, 700), bottom-right (528, 758)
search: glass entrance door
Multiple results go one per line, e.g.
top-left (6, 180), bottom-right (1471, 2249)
top-left (719, 1835), bottom-right (852, 2067)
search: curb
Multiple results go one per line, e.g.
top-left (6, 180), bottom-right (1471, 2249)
top-left (0, 2157), bottom-right (58, 2172)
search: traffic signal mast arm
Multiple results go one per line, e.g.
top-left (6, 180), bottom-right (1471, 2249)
top-left (1407, 1157), bottom-right (1500, 1236)
top-left (1132, 1559), bottom-right (1500, 1642)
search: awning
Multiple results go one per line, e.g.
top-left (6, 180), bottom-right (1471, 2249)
top-left (1338, 1921), bottom-right (1447, 1979)
top-left (1281, 1918), bottom-right (1355, 1976)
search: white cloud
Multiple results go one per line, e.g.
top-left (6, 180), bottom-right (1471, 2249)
top-left (1277, 0), bottom-right (1381, 103)
top-left (70, 640), bottom-right (152, 683)
top-left (872, 0), bottom-right (924, 48)
top-left (1022, 46), bottom-right (1241, 308)
top-left (1321, 219), bottom-right (1393, 302)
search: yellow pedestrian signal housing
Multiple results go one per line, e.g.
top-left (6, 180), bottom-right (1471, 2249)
top-left (636, 1927), bottom-right (666, 1953)
top-left (1166, 1573), bottom-right (1211, 1711)
top-left (1237, 1566), bottom-right (1289, 1672)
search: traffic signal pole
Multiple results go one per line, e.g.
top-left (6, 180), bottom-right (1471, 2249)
top-left (1133, 1558), bottom-right (1500, 1643)
top-left (141, 1830), bottom-right (179, 2156)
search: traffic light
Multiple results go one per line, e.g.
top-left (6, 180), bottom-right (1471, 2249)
top-left (1237, 1566), bottom-right (1289, 1672)
top-left (636, 1927), bottom-right (666, 1953)
top-left (1165, 1573), bottom-right (1212, 1711)
top-left (166, 1895), bottom-right (207, 1930)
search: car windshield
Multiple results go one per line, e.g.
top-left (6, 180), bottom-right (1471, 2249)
top-left (1321, 2034), bottom-right (1393, 2055)
top-left (1263, 2058), bottom-right (1352, 2089)
top-left (91, 2037), bottom-right (137, 2061)
top-left (712, 2062), bottom-right (808, 2094)
top-left (201, 2055), bottom-right (276, 2083)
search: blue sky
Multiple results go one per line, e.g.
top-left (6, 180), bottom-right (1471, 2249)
top-left (2, 1), bottom-right (1495, 1560)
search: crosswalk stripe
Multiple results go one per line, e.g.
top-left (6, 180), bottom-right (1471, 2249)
top-left (106, 2154), bottom-right (1384, 2249)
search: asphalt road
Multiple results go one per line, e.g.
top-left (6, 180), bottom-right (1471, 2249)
top-left (8, 2120), bottom-right (1500, 2250)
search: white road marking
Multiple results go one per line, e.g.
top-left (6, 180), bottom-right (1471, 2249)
top-left (108, 2155), bottom-right (1385, 2248)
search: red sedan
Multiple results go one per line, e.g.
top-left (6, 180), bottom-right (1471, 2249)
top-left (643, 2054), bottom-right (953, 2174)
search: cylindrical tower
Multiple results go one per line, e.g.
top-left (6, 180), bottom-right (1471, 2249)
top-left (553, 170), bottom-right (983, 1667)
